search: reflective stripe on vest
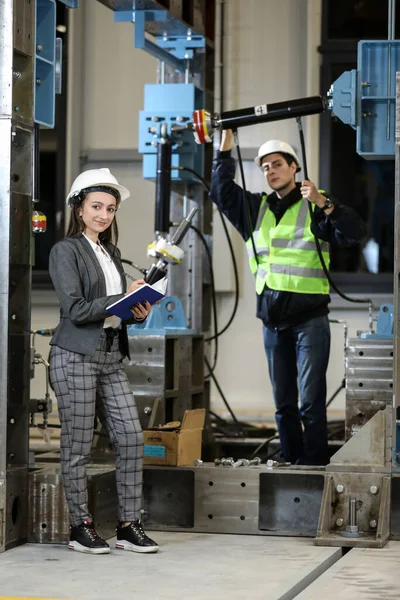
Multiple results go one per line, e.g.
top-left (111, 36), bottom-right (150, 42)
top-left (246, 193), bottom-right (330, 295)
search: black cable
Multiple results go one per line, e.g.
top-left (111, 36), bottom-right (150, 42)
top-left (171, 165), bottom-right (211, 191)
top-left (248, 433), bottom-right (279, 460)
top-left (326, 379), bottom-right (346, 409)
top-left (204, 356), bottom-right (240, 426)
top-left (233, 130), bottom-right (259, 266)
top-left (206, 209), bottom-right (240, 341)
top-left (120, 258), bottom-right (147, 276)
top-left (171, 165), bottom-right (240, 341)
top-left (209, 409), bottom-right (228, 423)
top-left (267, 445), bottom-right (282, 460)
top-left (295, 116), bottom-right (372, 306)
top-left (189, 224), bottom-right (219, 375)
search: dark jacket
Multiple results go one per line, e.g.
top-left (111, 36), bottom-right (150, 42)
top-left (210, 151), bottom-right (367, 330)
top-left (49, 234), bottom-right (134, 357)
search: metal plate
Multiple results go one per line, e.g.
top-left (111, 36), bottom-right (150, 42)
top-left (345, 399), bottom-right (390, 440)
top-left (259, 472), bottom-right (324, 535)
top-left (10, 194), bottom-right (31, 265)
top-left (193, 465), bottom-right (261, 534)
top-left (29, 470), bottom-right (69, 544)
top-left (29, 466), bottom-right (120, 544)
top-left (6, 466), bottom-right (28, 549)
top-left (143, 467), bottom-right (194, 527)
top-left (0, 478), bottom-right (5, 551)
top-left (315, 472), bottom-right (391, 548)
top-left (6, 405), bottom-right (29, 466)
top-left (13, 0), bottom-right (35, 57)
top-left (125, 333), bottom-right (204, 426)
top-left (390, 475), bottom-right (400, 538)
top-left (8, 333), bottom-right (30, 402)
top-left (29, 463), bottom-right (331, 542)
top-left (9, 272), bottom-right (32, 331)
top-left (11, 127), bottom-right (33, 195)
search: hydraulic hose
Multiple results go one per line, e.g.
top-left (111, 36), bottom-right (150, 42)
top-left (233, 130), bottom-right (259, 267)
top-left (295, 116), bottom-right (372, 308)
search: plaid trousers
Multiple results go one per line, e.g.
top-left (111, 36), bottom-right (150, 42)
top-left (49, 331), bottom-right (143, 526)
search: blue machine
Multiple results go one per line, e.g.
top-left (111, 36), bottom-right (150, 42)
top-left (138, 83), bottom-right (204, 181)
top-left (328, 40), bottom-right (400, 159)
top-left (127, 296), bottom-right (195, 336)
top-left (114, 9), bottom-right (206, 182)
top-left (359, 303), bottom-right (394, 338)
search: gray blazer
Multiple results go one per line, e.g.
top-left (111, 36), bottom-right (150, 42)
top-left (49, 234), bottom-right (133, 357)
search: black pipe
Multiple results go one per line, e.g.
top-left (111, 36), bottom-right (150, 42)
top-left (218, 96), bottom-right (325, 130)
top-left (145, 260), bottom-right (168, 285)
top-left (155, 141), bottom-right (172, 235)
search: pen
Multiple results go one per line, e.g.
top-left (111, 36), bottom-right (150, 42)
top-left (124, 272), bottom-right (137, 283)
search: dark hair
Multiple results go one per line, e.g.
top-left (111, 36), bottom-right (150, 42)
top-left (66, 191), bottom-right (120, 251)
top-left (279, 152), bottom-right (296, 168)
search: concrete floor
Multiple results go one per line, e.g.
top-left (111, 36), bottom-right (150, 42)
top-left (1, 534), bottom-right (399, 600)
top-left (0, 533), bottom-right (341, 600)
top-left (296, 542), bottom-right (400, 600)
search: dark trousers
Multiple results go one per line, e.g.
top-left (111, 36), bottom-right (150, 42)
top-left (263, 315), bottom-right (330, 465)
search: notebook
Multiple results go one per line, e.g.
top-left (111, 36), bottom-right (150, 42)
top-left (106, 278), bottom-right (168, 320)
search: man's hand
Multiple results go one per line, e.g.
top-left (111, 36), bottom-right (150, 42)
top-left (300, 180), bottom-right (334, 215)
top-left (219, 129), bottom-right (235, 152)
top-left (131, 301), bottom-right (152, 321)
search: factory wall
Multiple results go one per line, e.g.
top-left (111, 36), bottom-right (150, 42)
top-left (30, 0), bottom-right (385, 423)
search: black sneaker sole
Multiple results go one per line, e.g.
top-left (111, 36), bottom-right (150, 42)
top-left (115, 540), bottom-right (159, 553)
top-left (68, 541), bottom-right (110, 555)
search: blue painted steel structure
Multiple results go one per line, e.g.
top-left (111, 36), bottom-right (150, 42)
top-left (127, 296), bottom-right (195, 336)
top-left (360, 303), bottom-right (394, 338)
top-left (139, 83), bottom-right (204, 180)
top-left (329, 40), bottom-right (400, 160)
top-left (35, 0), bottom-right (57, 127)
top-left (115, 9), bottom-right (206, 182)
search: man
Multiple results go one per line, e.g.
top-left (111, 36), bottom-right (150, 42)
top-left (210, 129), bottom-right (366, 465)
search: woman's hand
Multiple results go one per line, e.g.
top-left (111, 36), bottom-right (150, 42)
top-left (131, 301), bottom-right (152, 321)
top-left (125, 278), bottom-right (145, 295)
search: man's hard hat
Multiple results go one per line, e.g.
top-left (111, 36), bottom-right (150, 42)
top-left (66, 168), bottom-right (130, 205)
top-left (254, 140), bottom-right (301, 172)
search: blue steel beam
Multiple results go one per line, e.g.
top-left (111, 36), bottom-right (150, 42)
top-left (114, 10), bottom-right (187, 73)
top-left (57, 0), bottom-right (78, 7)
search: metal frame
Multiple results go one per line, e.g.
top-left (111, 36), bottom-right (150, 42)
top-left (0, 0), bottom-right (13, 555)
top-left (0, 0), bottom-right (35, 553)
top-left (393, 72), bottom-right (400, 469)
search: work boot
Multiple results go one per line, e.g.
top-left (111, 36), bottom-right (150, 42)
top-left (115, 520), bottom-right (159, 553)
top-left (68, 521), bottom-right (110, 554)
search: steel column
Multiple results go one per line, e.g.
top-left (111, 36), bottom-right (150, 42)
top-left (394, 72), bottom-right (400, 469)
top-left (0, 0), bottom-right (34, 552)
top-left (0, 0), bottom-right (14, 555)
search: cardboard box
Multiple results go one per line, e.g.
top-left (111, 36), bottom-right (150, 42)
top-left (143, 408), bottom-right (206, 466)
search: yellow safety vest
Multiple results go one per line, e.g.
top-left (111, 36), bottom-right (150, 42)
top-left (245, 194), bottom-right (330, 295)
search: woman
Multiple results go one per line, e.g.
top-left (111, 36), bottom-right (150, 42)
top-left (49, 167), bottom-right (158, 555)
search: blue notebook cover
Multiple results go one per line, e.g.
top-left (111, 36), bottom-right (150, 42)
top-left (106, 279), bottom-right (167, 321)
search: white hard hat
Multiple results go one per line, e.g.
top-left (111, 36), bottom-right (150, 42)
top-left (254, 140), bottom-right (301, 172)
top-left (66, 168), bottom-right (130, 205)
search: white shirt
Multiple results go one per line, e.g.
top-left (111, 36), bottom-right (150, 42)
top-left (83, 234), bottom-right (122, 329)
